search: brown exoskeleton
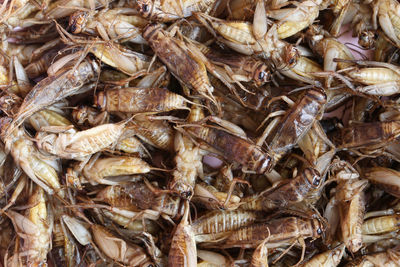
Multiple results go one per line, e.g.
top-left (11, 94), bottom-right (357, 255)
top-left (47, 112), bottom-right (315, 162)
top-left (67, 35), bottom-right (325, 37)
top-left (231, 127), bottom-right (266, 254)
top-left (258, 88), bottom-right (327, 164)
top-left (181, 116), bottom-right (273, 174)
top-left (240, 168), bottom-right (322, 212)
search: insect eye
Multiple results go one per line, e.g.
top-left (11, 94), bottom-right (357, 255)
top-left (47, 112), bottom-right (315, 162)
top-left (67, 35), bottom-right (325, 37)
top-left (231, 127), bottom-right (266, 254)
top-left (312, 177), bottom-right (320, 186)
top-left (70, 24), bottom-right (77, 33)
top-left (142, 3), bottom-right (149, 13)
top-left (258, 71), bottom-right (265, 80)
top-left (288, 58), bottom-right (295, 65)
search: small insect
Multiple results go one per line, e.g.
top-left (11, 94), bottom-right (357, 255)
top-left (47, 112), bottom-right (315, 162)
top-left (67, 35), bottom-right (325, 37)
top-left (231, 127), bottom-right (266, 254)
top-left (219, 216), bottom-right (324, 265)
top-left (81, 156), bottom-right (154, 185)
top-left (346, 248), bottom-right (400, 266)
top-left (6, 186), bottom-right (52, 266)
top-left (365, 167), bottom-right (400, 198)
top-left (69, 8), bottom-right (147, 44)
top-left (183, 116), bottom-right (273, 174)
top-left (7, 55), bottom-right (100, 136)
top-left (36, 121), bottom-right (127, 160)
top-left (362, 214), bottom-right (400, 235)
top-left (241, 168), bottom-right (322, 212)
top-left (94, 87), bottom-right (190, 113)
top-left (192, 210), bottom-right (260, 243)
top-left (258, 88), bottom-right (327, 163)
top-left (195, 13), bottom-right (299, 68)
top-left (143, 23), bottom-right (220, 109)
top-left (91, 224), bottom-right (155, 266)
top-left (299, 243), bottom-right (345, 267)
top-left (136, 0), bottom-right (217, 22)
top-left (96, 181), bottom-right (183, 220)
top-left (337, 121), bottom-right (400, 152)
top-left (168, 202), bottom-right (196, 267)
top-left (333, 161), bottom-right (368, 253)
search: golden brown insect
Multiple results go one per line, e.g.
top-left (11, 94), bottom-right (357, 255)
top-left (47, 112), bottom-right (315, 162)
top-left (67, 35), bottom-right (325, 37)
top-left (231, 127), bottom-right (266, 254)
top-left (197, 42), bottom-right (271, 86)
top-left (337, 121), bottom-right (400, 151)
top-left (96, 181), bottom-right (183, 220)
top-left (36, 120), bottom-right (127, 160)
top-left (334, 162), bottom-right (368, 253)
top-left (7, 55), bottom-right (100, 136)
top-left (220, 216), bottom-right (324, 250)
top-left (365, 167), bottom-right (400, 198)
top-left (25, 48), bottom-right (62, 78)
top-left (195, 13), bottom-right (299, 68)
top-left (168, 202), bottom-right (196, 267)
top-left (280, 55), bottom-right (323, 85)
top-left (101, 209), bottom-right (159, 234)
top-left (183, 116), bottom-right (273, 173)
top-left (373, 0), bottom-right (400, 48)
top-left (306, 25), bottom-right (355, 87)
top-left (192, 210), bottom-right (260, 242)
top-left (192, 182), bottom-right (242, 210)
top-left (51, 216), bottom-right (80, 267)
top-left (259, 88), bottom-right (327, 163)
top-left (89, 43), bottom-right (154, 76)
top-left (94, 87), bottom-right (190, 113)
top-left (136, 0), bottom-right (217, 22)
top-left (143, 23), bottom-right (219, 108)
top-left (169, 102), bottom-right (204, 199)
top-left (69, 8), bottom-right (148, 44)
top-left (91, 224), bottom-right (155, 266)
top-left (6, 186), bottom-right (52, 266)
top-left (72, 105), bottom-right (108, 127)
top-left (28, 108), bottom-right (73, 131)
top-left (345, 248), bottom-right (400, 266)
top-left (82, 156), bottom-right (153, 185)
top-left (0, 118), bottom-right (63, 196)
top-left (299, 243), bottom-right (345, 267)
top-left (129, 116), bottom-right (175, 151)
top-left (170, 131), bottom-right (204, 199)
top-left (362, 214), bottom-right (400, 235)
top-left (267, 0), bottom-right (322, 39)
top-left (241, 168), bottom-right (322, 211)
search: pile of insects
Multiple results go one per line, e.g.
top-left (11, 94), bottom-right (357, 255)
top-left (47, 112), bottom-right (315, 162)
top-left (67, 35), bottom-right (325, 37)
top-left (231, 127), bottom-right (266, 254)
top-left (3, 0), bottom-right (400, 266)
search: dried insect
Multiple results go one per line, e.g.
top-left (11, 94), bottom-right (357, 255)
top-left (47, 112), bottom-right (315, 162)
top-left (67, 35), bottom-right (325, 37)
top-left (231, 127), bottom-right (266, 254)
top-left (193, 183), bottom-right (242, 210)
top-left (0, 118), bottom-right (63, 196)
top-left (197, 42), bottom-right (271, 87)
top-left (168, 202), bottom-right (196, 267)
top-left (299, 243), bottom-right (345, 267)
top-left (192, 210), bottom-right (260, 242)
top-left (195, 13), bottom-right (299, 68)
top-left (183, 116), bottom-right (273, 173)
top-left (136, 0), bottom-right (217, 22)
top-left (362, 214), bottom-right (400, 235)
top-left (365, 167), bottom-right (400, 198)
top-left (259, 88), bottom-right (327, 163)
top-left (143, 23), bottom-right (220, 108)
top-left (69, 8), bottom-right (147, 44)
top-left (36, 121), bottom-right (127, 160)
top-left (96, 181), bottom-right (183, 220)
top-left (130, 117), bottom-right (175, 151)
top-left (82, 156), bottom-right (154, 185)
top-left (337, 121), bottom-right (400, 152)
top-left (267, 0), bottom-right (322, 39)
top-left (346, 248), bottom-right (400, 266)
top-left (7, 55), bottom-right (100, 135)
top-left (241, 168), bottom-right (322, 212)
top-left (94, 87), bottom-right (190, 113)
top-left (220, 216), bottom-right (324, 253)
top-left (334, 161), bottom-right (368, 253)
top-left (91, 224), bottom-right (155, 266)
top-left (6, 186), bottom-right (52, 266)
